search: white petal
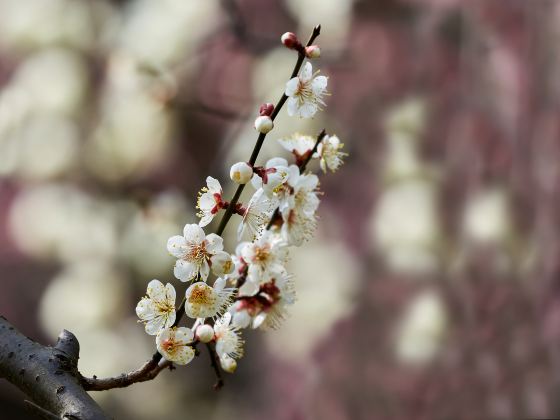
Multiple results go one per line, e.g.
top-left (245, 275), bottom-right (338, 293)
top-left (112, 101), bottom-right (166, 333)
top-left (232, 310), bottom-right (251, 329)
top-left (199, 260), bottom-right (210, 281)
top-left (198, 193), bottom-right (216, 210)
top-left (136, 298), bottom-right (156, 320)
top-left (299, 102), bottom-right (318, 119)
top-left (183, 224), bottom-right (205, 243)
top-left (285, 77), bottom-right (299, 96)
top-left (164, 283), bottom-right (176, 305)
top-left (173, 345), bottom-right (196, 365)
top-left (286, 97), bottom-right (299, 117)
top-left (174, 260), bottom-right (198, 282)
top-left (251, 173), bottom-right (263, 190)
top-left (206, 176), bottom-right (221, 193)
top-left (145, 316), bottom-right (166, 335)
top-left (205, 233), bottom-right (224, 253)
top-left (238, 280), bottom-right (259, 297)
top-left (146, 279), bottom-right (166, 300)
top-left (312, 75), bottom-right (328, 95)
top-left (213, 277), bottom-right (226, 292)
top-left (266, 157), bottom-right (289, 168)
top-left (174, 327), bottom-right (195, 344)
top-left (252, 313), bottom-right (267, 329)
top-left (198, 214), bottom-right (214, 227)
top-left (300, 62), bottom-right (313, 81)
top-left (167, 235), bottom-right (187, 258)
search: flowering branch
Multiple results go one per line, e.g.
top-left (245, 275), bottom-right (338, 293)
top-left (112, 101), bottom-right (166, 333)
top-left (79, 22), bottom-right (346, 397)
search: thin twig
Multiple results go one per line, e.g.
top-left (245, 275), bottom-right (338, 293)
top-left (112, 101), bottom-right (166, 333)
top-left (205, 343), bottom-right (224, 390)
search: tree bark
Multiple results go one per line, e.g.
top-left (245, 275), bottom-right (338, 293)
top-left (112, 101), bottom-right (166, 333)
top-left (0, 316), bottom-right (110, 420)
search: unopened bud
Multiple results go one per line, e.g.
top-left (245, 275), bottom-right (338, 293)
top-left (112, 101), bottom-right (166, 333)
top-left (254, 115), bottom-right (273, 134)
top-left (281, 32), bottom-right (300, 50)
top-left (230, 162), bottom-right (253, 184)
top-left (219, 354), bottom-right (237, 373)
top-left (305, 45), bottom-right (321, 59)
top-left (196, 324), bottom-right (214, 343)
top-left (259, 103), bottom-right (274, 117)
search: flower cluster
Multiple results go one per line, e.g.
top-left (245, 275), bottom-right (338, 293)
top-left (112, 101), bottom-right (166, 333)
top-left (135, 28), bottom-right (346, 376)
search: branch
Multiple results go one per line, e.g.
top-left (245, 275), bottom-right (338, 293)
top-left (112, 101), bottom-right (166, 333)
top-left (0, 316), bottom-right (110, 420)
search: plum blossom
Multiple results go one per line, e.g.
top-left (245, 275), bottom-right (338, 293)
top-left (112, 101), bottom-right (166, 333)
top-left (251, 157), bottom-right (290, 197)
top-left (278, 133), bottom-right (316, 164)
top-left (135, 279), bottom-right (176, 335)
top-left (285, 62), bottom-right (328, 118)
top-left (232, 271), bottom-right (296, 330)
top-left (237, 188), bottom-right (275, 240)
top-left (315, 134), bottom-right (347, 173)
top-left (167, 224), bottom-right (229, 282)
top-left (184, 277), bottom-right (236, 319)
top-left (156, 327), bottom-right (196, 365)
top-left (196, 177), bottom-right (225, 227)
top-left (239, 231), bottom-right (288, 284)
top-left (214, 312), bottom-right (244, 360)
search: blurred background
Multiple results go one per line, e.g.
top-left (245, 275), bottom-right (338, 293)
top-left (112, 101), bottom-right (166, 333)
top-left (0, 0), bottom-right (558, 418)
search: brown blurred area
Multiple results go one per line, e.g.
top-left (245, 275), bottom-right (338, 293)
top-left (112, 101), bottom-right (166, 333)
top-left (1, 0), bottom-right (560, 419)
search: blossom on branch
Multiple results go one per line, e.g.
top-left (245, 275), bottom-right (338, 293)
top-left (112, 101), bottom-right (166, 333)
top-left (156, 327), bottom-right (196, 365)
top-left (167, 224), bottom-right (229, 282)
top-left (285, 62), bottom-right (328, 119)
top-left (214, 312), bottom-right (244, 360)
top-left (197, 176), bottom-right (225, 227)
top-left (135, 279), bottom-right (176, 335)
top-left (315, 134), bottom-right (347, 173)
top-left (184, 277), bottom-right (235, 319)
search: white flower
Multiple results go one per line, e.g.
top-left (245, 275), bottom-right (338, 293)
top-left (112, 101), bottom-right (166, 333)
top-left (184, 277), bottom-right (235, 319)
top-left (156, 327), bottom-right (196, 365)
top-left (239, 231), bottom-right (287, 283)
top-left (254, 115), bottom-right (273, 133)
top-left (277, 133), bottom-right (316, 162)
top-left (167, 224), bottom-right (228, 282)
top-left (237, 188), bottom-right (275, 240)
top-left (285, 62), bottom-right (328, 119)
top-left (196, 177), bottom-right (224, 227)
top-left (230, 162), bottom-right (253, 185)
top-left (232, 271), bottom-right (296, 330)
top-left (135, 280), bottom-right (176, 335)
top-left (275, 168), bottom-right (320, 218)
top-left (315, 134), bottom-right (347, 173)
top-left (251, 157), bottom-right (290, 197)
top-left (214, 312), bottom-right (244, 359)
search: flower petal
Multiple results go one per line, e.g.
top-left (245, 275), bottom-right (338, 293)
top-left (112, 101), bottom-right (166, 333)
top-left (312, 75), bottom-right (328, 95)
top-left (206, 176), bottom-right (221, 193)
top-left (205, 233), bottom-right (224, 253)
top-left (300, 62), bottom-right (313, 81)
top-left (147, 279), bottom-right (166, 301)
top-left (183, 224), bottom-right (205, 243)
top-left (173, 345), bottom-right (195, 365)
top-left (174, 260), bottom-right (198, 282)
top-left (174, 327), bottom-right (195, 344)
top-left (167, 235), bottom-right (187, 258)
top-left (286, 97), bottom-right (299, 117)
top-left (285, 77), bottom-right (299, 96)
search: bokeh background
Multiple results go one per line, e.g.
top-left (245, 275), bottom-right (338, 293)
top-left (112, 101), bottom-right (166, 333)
top-left (0, 0), bottom-right (558, 418)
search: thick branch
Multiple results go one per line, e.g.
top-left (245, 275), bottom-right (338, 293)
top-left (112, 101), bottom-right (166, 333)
top-left (0, 316), bottom-right (110, 420)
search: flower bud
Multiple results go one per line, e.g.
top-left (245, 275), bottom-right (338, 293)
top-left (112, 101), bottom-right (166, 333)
top-left (281, 32), bottom-right (300, 49)
top-left (259, 103), bottom-right (274, 117)
top-left (305, 45), bottom-right (321, 59)
top-left (254, 115), bottom-right (273, 134)
top-left (219, 354), bottom-right (237, 373)
top-left (196, 324), bottom-right (214, 343)
top-left (230, 162), bottom-right (253, 184)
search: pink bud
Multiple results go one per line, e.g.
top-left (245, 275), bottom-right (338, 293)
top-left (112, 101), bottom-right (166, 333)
top-left (305, 45), bottom-right (321, 59)
top-left (259, 103), bottom-right (274, 117)
top-left (281, 32), bottom-right (300, 50)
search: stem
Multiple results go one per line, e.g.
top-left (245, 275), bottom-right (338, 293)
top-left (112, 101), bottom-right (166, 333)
top-left (82, 25), bottom-right (322, 391)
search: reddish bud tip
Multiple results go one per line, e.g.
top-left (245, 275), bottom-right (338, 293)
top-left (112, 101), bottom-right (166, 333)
top-left (281, 32), bottom-right (300, 50)
top-left (259, 103), bottom-right (275, 117)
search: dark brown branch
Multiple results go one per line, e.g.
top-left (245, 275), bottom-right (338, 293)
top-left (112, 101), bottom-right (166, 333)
top-left (0, 316), bottom-right (110, 420)
top-left (81, 357), bottom-right (172, 391)
top-left (205, 343), bottom-right (224, 390)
